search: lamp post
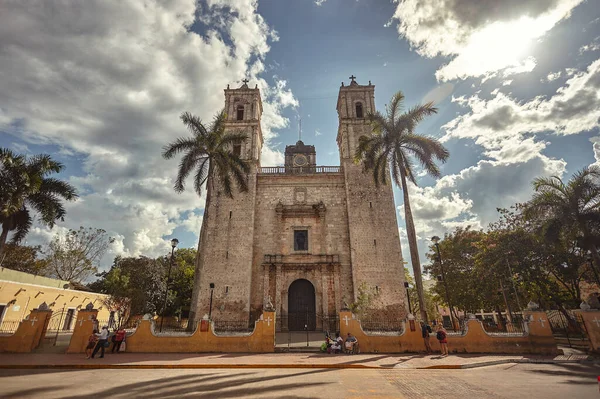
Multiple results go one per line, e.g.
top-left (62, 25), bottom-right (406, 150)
top-left (404, 282), bottom-right (412, 314)
top-left (208, 283), bottom-right (215, 320)
top-left (431, 236), bottom-right (456, 331)
top-left (160, 238), bottom-right (179, 333)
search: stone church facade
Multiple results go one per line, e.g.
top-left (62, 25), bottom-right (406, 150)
top-left (189, 77), bottom-right (407, 331)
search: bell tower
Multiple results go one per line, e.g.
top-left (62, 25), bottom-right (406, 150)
top-left (223, 79), bottom-right (263, 163)
top-left (336, 75), bottom-right (376, 161)
top-left (338, 76), bottom-right (408, 319)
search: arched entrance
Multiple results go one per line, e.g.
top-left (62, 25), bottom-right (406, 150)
top-left (287, 279), bottom-right (316, 331)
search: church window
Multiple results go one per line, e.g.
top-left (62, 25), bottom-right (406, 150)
top-left (294, 230), bottom-right (308, 251)
top-left (225, 286), bottom-right (230, 294)
top-left (236, 105), bottom-right (244, 120)
top-left (355, 102), bottom-right (364, 118)
top-left (226, 250), bottom-right (229, 259)
top-left (233, 142), bottom-right (242, 157)
top-left (229, 210), bottom-right (232, 219)
top-left (369, 201), bottom-right (372, 208)
top-left (374, 239), bottom-right (377, 246)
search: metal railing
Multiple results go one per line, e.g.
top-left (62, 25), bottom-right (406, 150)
top-left (359, 317), bottom-right (405, 334)
top-left (212, 317), bottom-right (256, 335)
top-left (480, 318), bottom-right (526, 335)
top-left (0, 320), bottom-right (21, 334)
top-left (258, 166), bottom-right (341, 175)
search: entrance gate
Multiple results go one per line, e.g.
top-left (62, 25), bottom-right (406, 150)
top-left (547, 310), bottom-right (590, 349)
top-left (287, 279), bottom-right (316, 331)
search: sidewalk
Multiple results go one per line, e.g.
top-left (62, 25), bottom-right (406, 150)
top-left (0, 352), bottom-right (593, 370)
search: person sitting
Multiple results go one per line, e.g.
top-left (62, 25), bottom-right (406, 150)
top-left (329, 332), bottom-right (343, 354)
top-left (345, 332), bottom-right (359, 354)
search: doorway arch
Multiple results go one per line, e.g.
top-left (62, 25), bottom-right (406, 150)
top-left (287, 279), bottom-right (316, 331)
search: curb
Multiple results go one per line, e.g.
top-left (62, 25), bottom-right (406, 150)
top-left (0, 363), bottom-right (377, 370)
top-left (418, 358), bottom-right (595, 370)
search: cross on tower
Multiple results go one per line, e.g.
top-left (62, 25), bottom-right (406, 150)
top-left (266, 316), bottom-right (272, 327)
top-left (30, 317), bottom-right (38, 326)
top-left (343, 315), bottom-right (350, 326)
top-left (349, 75), bottom-right (356, 83)
top-left (242, 78), bottom-right (249, 85)
top-left (592, 317), bottom-right (600, 328)
top-left (538, 317), bottom-right (546, 328)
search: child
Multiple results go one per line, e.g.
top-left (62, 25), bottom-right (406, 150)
top-left (436, 325), bottom-right (448, 356)
top-left (86, 329), bottom-right (98, 359)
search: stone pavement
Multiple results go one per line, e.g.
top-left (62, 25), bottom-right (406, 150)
top-left (0, 352), bottom-right (593, 370)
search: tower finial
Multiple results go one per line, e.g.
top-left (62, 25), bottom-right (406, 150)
top-left (349, 75), bottom-right (356, 84)
top-left (299, 118), bottom-right (302, 142)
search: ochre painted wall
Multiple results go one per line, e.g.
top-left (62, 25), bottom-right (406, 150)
top-left (68, 312), bottom-right (276, 353)
top-left (0, 309), bottom-right (52, 353)
top-left (0, 279), bottom-right (112, 325)
top-left (339, 311), bottom-right (559, 355)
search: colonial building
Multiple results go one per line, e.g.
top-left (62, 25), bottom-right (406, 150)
top-left (190, 77), bottom-right (407, 331)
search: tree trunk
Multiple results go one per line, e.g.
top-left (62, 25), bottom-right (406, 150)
top-left (400, 169), bottom-right (428, 323)
top-left (188, 164), bottom-right (214, 330)
top-left (0, 224), bottom-right (9, 263)
top-left (587, 242), bottom-right (600, 287)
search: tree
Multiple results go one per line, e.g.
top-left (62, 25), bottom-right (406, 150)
top-left (0, 243), bottom-right (49, 275)
top-left (155, 247), bottom-right (196, 318)
top-left (404, 268), bottom-right (439, 321)
top-left (355, 91), bottom-right (449, 323)
top-left (162, 110), bottom-right (249, 323)
top-left (44, 226), bottom-right (113, 282)
top-left (0, 148), bottom-right (78, 258)
top-left (526, 167), bottom-right (600, 285)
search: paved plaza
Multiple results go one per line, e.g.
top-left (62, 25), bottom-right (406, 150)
top-left (1, 363), bottom-right (599, 398)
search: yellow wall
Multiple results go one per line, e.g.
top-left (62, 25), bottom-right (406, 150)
top-left (68, 312), bottom-right (277, 353)
top-left (0, 279), bottom-right (112, 326)
top-left (0, 309), bottom-right (52, 353)
top-left (339, 311), bottom-right (559, 355)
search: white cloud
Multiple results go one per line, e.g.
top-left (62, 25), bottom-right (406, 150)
top-left (0, 0), bottom-right (296, 268)
top-left (315, 0), bottom-right (327, 5)
top-left (546, 71), bottom-right (562, 81)
top-left (315, 129), bottom-right (322, 136)
top-left (443, 59), bottom-right (600, 158)
top-left (579, 36), bottom-right (600, 54)
top-left (391, 0), bottom-right (584, 81)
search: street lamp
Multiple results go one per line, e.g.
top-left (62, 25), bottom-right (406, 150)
top-left (431, 236), bottom-right (456, 331)
top-left (404, 282), bottom-right (412, 314)
top-left (208, 283), bottom-right (215, 320)
top-left (160, 238), bottom-right (179, 333)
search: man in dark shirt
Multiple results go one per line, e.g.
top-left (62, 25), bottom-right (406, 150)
top-left (421, 321), bottom-right (433, 353)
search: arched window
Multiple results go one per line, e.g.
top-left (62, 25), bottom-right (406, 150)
top-left (233, 141), bottom-right (242, 157)
top-left (355, 102), bottom-right (364, 118)
top-left (236, 105), bottom-right (244, 120)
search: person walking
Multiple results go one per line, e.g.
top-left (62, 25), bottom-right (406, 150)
top-left (111, 326), bottom-right (126, 353)
top-left (436, 324), bottom-right (448, 356)
top-left (91, 325), bottom-right (109, 359)
top-left (421, 321), bottom-right (433, 353)
top-left (85, 329), bottom-right (98, 359)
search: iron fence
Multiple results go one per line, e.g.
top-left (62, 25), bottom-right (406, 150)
top-left (547, 309), bottom-right (589, 348)
top-left (359, 317), bottom-right (405, 334)
top-left (154, 319), bottom-right (196, 334)
top-left (480, 318), bottom-right (526, 335)
top-left (212, 316), bottom-right (256, 335)
top-left (0, 320), bottom-right (20, 334)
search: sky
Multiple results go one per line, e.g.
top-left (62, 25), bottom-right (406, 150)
top-left (1, 0), bottom-right (600, 274)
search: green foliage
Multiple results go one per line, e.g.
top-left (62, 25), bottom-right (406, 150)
top-left (44, 226), bottom-right (113, 283)
top-left (89, 248), bottom-right (197, 319)
top-left (348, 282), bottom-right (379, 317)
top-left (0, 148), bottom-right (77, 257)
top-left (0, 243), bottom-right (49, 275)
top-left (404, 268), bottom-right (439, 321)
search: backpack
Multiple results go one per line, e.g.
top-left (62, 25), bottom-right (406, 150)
top-left (436, 330), bottom-right (446, 340)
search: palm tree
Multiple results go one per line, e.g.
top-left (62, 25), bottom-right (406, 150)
top-left (162, 110), bottom-right (250, 198)
top-left (0, 148), bottom-right (78, 258)
top-left (526, 167), bottom-right (600, 285)
top-left (355, 91), bottom-right (450, 323)
top-left (162, 110), bottom-right (249, 324)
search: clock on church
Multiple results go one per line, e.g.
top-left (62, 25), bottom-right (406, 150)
top-left (293, 154), bottom-right (308, 166)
